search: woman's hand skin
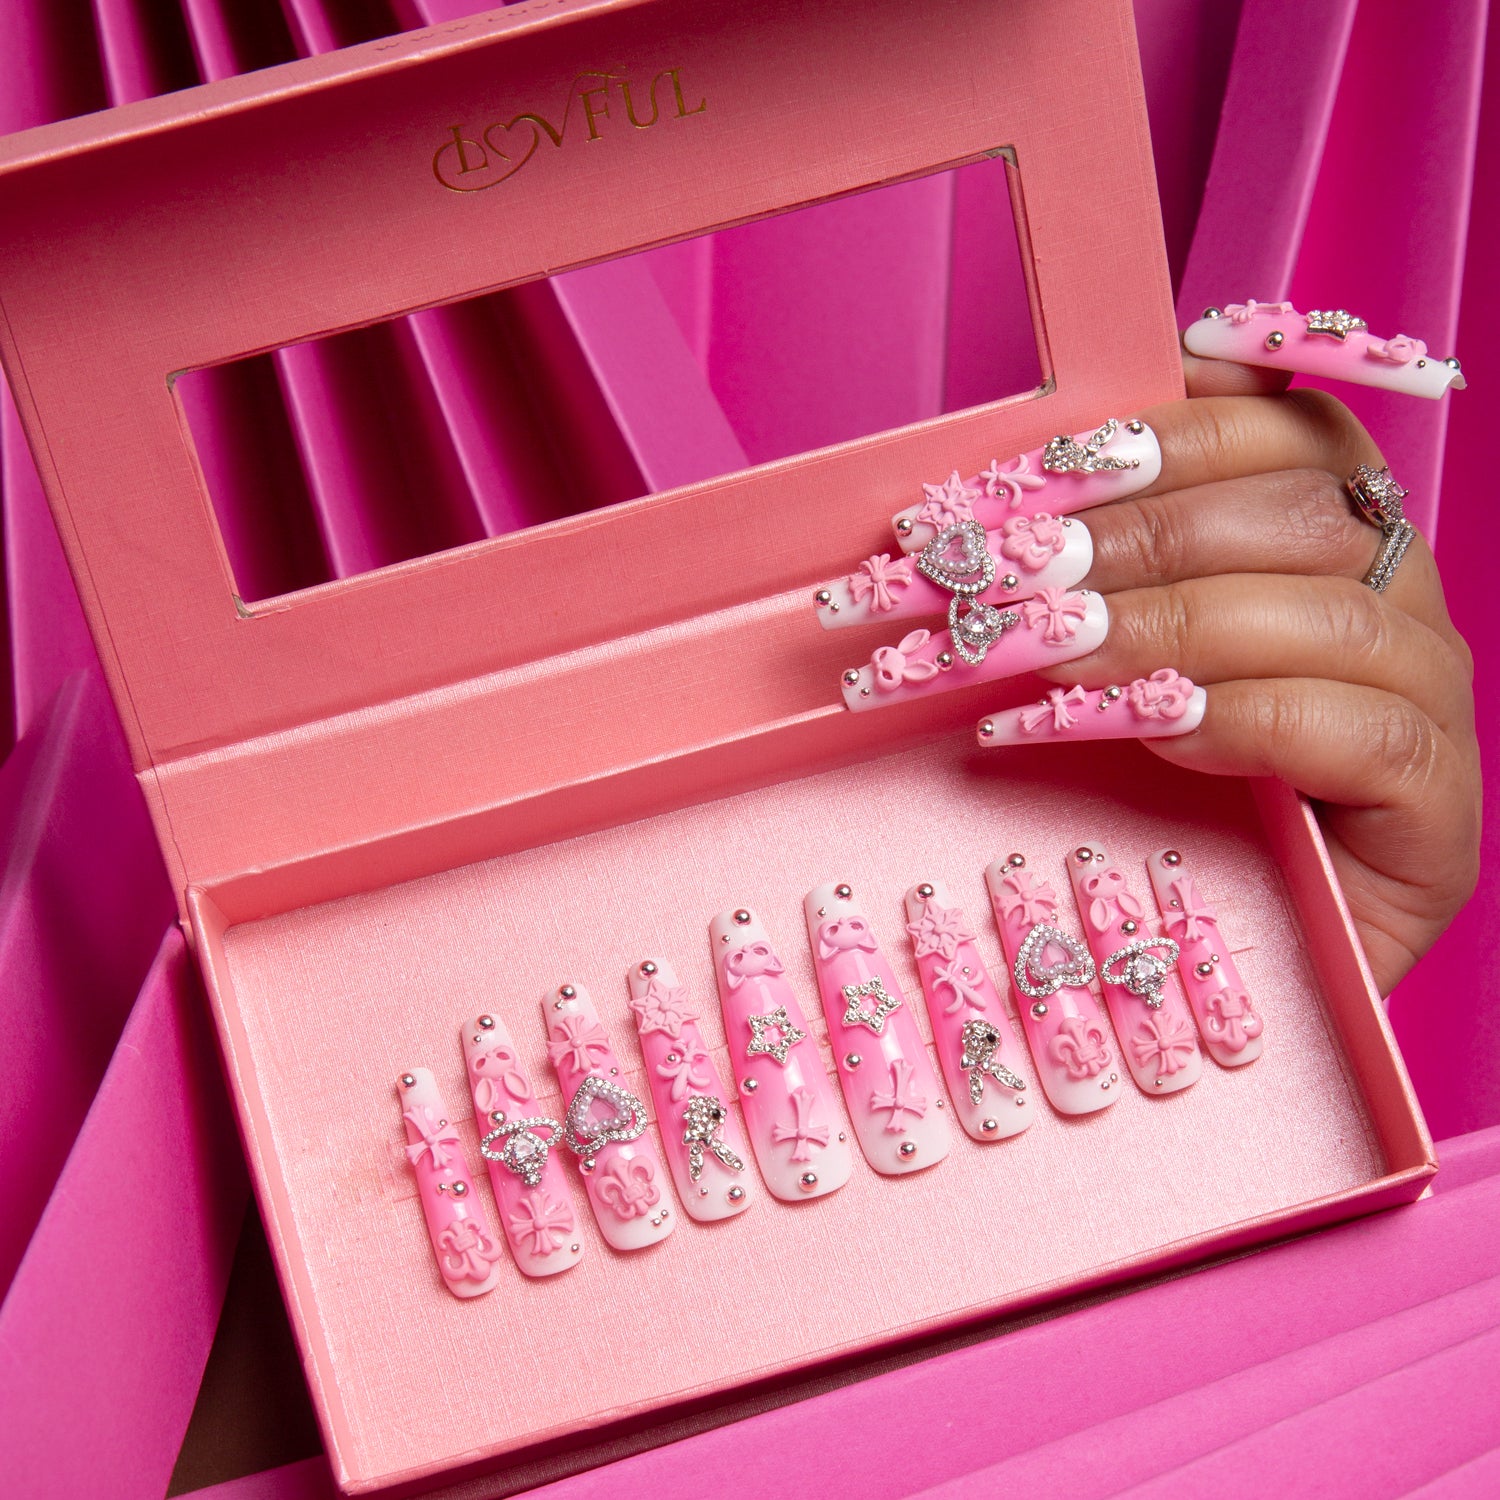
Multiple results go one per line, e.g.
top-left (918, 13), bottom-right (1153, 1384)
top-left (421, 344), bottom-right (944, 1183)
top-left (1036, 356), bottom-right (1480, 994)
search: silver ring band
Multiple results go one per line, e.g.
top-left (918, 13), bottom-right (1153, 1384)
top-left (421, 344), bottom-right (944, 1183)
top-left (1365, 519), bottom-right (1417, 594)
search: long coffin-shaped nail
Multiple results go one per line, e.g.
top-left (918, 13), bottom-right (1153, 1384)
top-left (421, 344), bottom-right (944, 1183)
top-left (1065, 845), bottom-right (1203, 1096)
top-left (541, 984), bottom-right (675, 1250)
top-left (977, 670), bottom-right (1206, 746)
top-left (984, 856), bottom-right (1121, 1115)
top-left (840, 589), bottom-right (1107, 712)
top-left (710, 907), bottom-right (853, 1201)
top-left (814, 515), bottom-right (1092, 630)
top-left (903, 882), bottom-right (1033, 1141)
top-left (1146, 851), bottom-right (1265, 1067)
top-left (461, 1015), bottom-right (582, 1277)
top-left (397, 1069), bottom-right (502, 1297)
top-left (804, 883), bottom-right (951, 1174)
top-left (626, 957), bottom-right (753, 1222)
top-left (890, 419), bottom-right (1161, 551)
top-left (1183, 302), bottom-right (1464, 399)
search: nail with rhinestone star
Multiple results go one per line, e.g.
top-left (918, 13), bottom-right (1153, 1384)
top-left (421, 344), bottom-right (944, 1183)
top-left (804, 883), bottom-right (951, 1174)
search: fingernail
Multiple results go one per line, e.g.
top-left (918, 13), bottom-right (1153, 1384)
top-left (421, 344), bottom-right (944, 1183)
top-left (814, 516), bottom-right (1092, 630)
top-left (983, 856), bottom-right (1121, 1116)
top-left (1065, 845), bottom-right (1202, 1095)
top-left (890, 419), bottom-right (1160, 550)
top-left (804, 883), bottom-right (951, 1174)
top-left (841, 590), bottom-right (1107, 712)
top-left (710, 907), bottom-right (853, 1202)
top-left (627, 957), bottom-right (753, 1222)
top-left (397, 1068), bottom-right (502, 1297)
top-left (1146, 852), bottom-right (1265, 1067)
top-left (976, 669), bottom-right (1205, 745)
top-left (1184, 302), bottom-right (1464, 399)
top-left (542, 983), bottom-right (675, 1249)
top-left (903, 882), bottom-right (1032, 1141)
top-left (461, 1015), bottom-right (582, 1277)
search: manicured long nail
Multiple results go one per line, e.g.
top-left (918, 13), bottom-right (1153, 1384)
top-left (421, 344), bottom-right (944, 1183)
top-left (1184, 302), bottom-right (1464, 399)
top-left (1065, 845), bottom-right (1202, 1096)
top-left (903, 882), bottom-right (1032, 1141)
top-left (890, 419), bottom-right (1161, 551)
top-left (710, 907), bottom-right (853, 1201)
top-left (461, 1015), bottom-right (582, 1277)
top-left (984, 856), bottom-right (1121, 1116)
top-left (542, 983), bottom-right (675, 1250)
top-left (814, 516), bottom-right (1092, 630)
top-left (840, 589), bottom-right (1107, 712)
top-left (976, 669), bottom-right (1205, 746)
top-left (804, 883), bottom-right (951, 1174)
top-left (627, 957), bottom-right (752, 1222)
top-left (397, 1069), bottom-right (502, 1297)
top-left (1146, 851), bottom-right (1265, 1067)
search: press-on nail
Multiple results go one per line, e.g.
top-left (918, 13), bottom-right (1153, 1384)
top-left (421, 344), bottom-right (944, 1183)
top-left (976, 670), bottom-right (1205, 746)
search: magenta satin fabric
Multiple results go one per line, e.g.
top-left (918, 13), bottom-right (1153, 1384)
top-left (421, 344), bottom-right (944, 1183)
top-left (0, 0), bottom-right (1496, 1495)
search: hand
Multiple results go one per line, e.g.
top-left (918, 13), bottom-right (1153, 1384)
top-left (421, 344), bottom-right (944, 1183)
top-left (1035, 357), bottom-right (1480, 994)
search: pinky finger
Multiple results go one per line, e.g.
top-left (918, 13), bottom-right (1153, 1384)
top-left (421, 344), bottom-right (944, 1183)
top-left (1143, 677), bottom-right (1480, 992)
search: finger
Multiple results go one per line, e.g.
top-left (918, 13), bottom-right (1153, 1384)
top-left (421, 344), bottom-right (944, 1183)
top-left (1141, 677), bottom-right (1480, 992)
top-left (1135, 389), bottom-right (1381, 497)
top-left (1076, 470), bottom-right (1457, 640)
top-left (1181, 350), bottom-right (1293, 400)
top-left (1039, 572), bottom-right (1474, 741)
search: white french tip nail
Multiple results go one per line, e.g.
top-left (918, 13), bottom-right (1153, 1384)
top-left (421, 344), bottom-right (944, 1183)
top-left (977, 671), bottom-right (1205, 745)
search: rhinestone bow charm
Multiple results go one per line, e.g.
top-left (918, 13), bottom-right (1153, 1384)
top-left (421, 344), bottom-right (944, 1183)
top-left (916, 520), bottom-right (996, 596)
top-left (958, 1018), bottom-right (1027, 1104)
top-left (479, 1114), bottom-right (563, 1187)
top-left (1042, 419), bottom-right (1140, 475)
top-left (561, 1075), bottom-right (648, 1168)
top-left (1013, 924), bottom-right (1097, 999)
top-left (1101, 937), bottom-right (1181, 1010)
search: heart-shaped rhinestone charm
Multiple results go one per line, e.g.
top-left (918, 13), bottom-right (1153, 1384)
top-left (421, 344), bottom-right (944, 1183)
top-left (917, 521), bottom-right (996, 597)
top-left (480, 1115), bottom-right (562, 1187)
top-left (1014, 924), bottom-right (1097, 998)
top-left (947, 598), bottom-right (1019, 666)
top-left (1101, 937), bottom-right (1180, 1009)
top-left (561, 1075), bottom-right (648, 1164)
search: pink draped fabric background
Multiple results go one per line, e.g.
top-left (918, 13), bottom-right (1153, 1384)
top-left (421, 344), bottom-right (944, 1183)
top-left (0, 0), bottom-right (1496, 1496)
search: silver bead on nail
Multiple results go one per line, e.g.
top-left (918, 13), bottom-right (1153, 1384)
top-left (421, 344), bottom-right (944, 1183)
top-left (978, 719), bottom-right (995, 739)
top-left (1001, 574), bottom-right (1019, 591)
top-left (728, 1186), bottom-right (745, 1203)
top-left (1126, 419), bottom-right (1145, 434)
top-left (843, 669), bottom-right (860, 686)
top-left (1202, 306), bottom-right (1222, 319)
top-left (917, 883), bottom-right (934, 898)
top-left (899, 1141), bottom-right (917, 1158)
top-left (640, 960), bottom-right (657, 976)
top-left (1030, 1001), bottom-right (1048, 1018)
top-left (981, 1117), bottom-right (998, 1134)
top-left (1121, 920), bottom-right (1138, 935)
top-left (815, 589), bottom-right (832, 606)
top-left (844, 1053), bottom-right (862, 1070)
top-left (1163, 850), bottom-right (1182, 866)
top-left (742, 1077), bottom-right (758, 1093)
top-left (799, 1171), bottom-right (819, 1191)
top-left (559, 983), bottom-right (576, 999)
top-left (399, 1073), bottom-right (416, 1088)
top-left (936, 652), bottom-right (954, 669)
top-left (1007, 852), bottom-right (1025, 868)
top-left (734, 909), bottom-right (752, 924)
top-left (477, 1014), bottom-right (495, 1030)
top-left (896, 517), bottom-right (913, 535)
top-left (1265, 330), bottom-right (1285, 349)
top-left (835, 883), bottom-right (852, 900)
top-left (1196, 961), bottom-right (1214, 977)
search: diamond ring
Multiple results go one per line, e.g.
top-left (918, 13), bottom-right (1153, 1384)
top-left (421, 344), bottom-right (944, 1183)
top-left (1345, 465), bottom-right (1417, 593)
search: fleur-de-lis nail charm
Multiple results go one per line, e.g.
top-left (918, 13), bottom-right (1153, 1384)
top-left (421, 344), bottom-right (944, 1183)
top-left (397, 1069), bottom-right (502, 1298)
top-left (985, 855), bottom-right (1121, 1116)
top-left (711, 907), bottom-right (853, 1202)
top-left (903, 881), bottom-right (1031, 1141)
top-left (627, 958), bottom-right (752, 1222)
top-left (542, 983), bottom-right (675, 1250)
top-left (1145, 851), bottom-right (1264, 1068)
top-left (1066, 844), bottom-right (1202, 1096)
top-left (461, 1015), bottom-right (581, 1278)
top-left (805, 883), bottom-right (951, 1174)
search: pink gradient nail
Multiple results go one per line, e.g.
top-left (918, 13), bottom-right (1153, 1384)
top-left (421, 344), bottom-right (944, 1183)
top-left (814, 515), bottom-right (1092, 630)
top-left (541, 983), bottom-right (675, 1250)
top-left (890, 419), bottom-right (1161, 550)
top-left (1146, 851), bottom-right (1265, 1068)
top-left (1065, 845), bottom-right (1203, 1096)
top-left (983, 856), bottom-right (1121, 1116)
top-left (803, 883), bottom-right (951, 1175)
top-left (460, 1015), bottom-right (582, 1278)
top-left (902, 882), bottom-right (1033, 1141)
top-left (626, 957), bottom-right (753, 1222)
top-left (977, 669), bottom-right (1206, 746)
top-left (709, 908), bottom-right (853, 1202)
top-left (840, 589), bottom-right (1108, 712)
top-left (1183, 301), bottom-right (1465, 399)
top-left (396, 1068), bottom-right (502, 1298)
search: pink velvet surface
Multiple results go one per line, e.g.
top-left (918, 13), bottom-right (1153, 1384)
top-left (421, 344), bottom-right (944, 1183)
top-left (216, 736), bottom-right (1383, 1488)
top-left (0, 0), bottom-right (1497, 1496)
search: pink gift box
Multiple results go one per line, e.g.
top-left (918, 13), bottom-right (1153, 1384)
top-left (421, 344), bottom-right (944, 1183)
top-left (0, 0), bottom-right (1439, 1492)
